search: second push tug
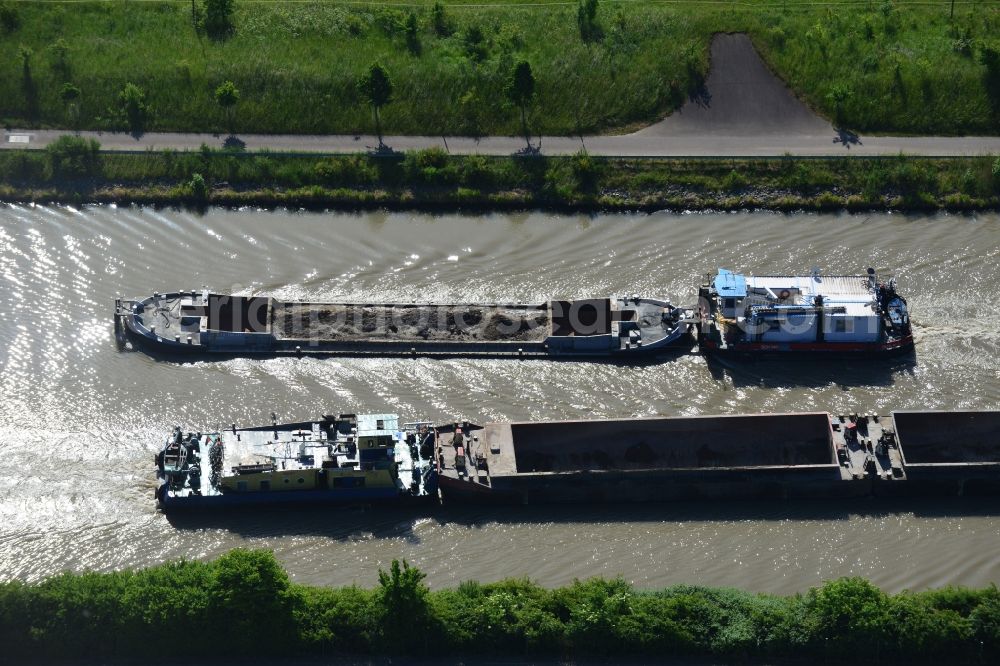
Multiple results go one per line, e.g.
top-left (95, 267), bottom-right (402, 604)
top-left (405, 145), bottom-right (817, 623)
top-left (697, 268), bottom-right (912, 356)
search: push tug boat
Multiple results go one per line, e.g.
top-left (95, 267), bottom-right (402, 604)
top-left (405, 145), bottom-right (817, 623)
top-left (155, 413), bottom-right (437, 510)
top-left (698, 268), bottom-right (912, 356)
top-left (117, 292), bottom-right (692, 358)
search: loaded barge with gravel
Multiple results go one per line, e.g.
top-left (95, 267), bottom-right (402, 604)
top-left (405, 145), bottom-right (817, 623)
top-left (156, 409), bottom-right (1000, 511)
top-left (117, 291), bottom-right (692, 358)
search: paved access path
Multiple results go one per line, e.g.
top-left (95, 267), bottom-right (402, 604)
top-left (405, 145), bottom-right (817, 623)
top-left (4, 127), bottom-right (999, 157)
top-left (5, 35), bottom-right (998, 158)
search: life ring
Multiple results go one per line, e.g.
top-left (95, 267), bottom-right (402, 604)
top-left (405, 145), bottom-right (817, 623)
top-left (778, 289), bottom-right (791, 300)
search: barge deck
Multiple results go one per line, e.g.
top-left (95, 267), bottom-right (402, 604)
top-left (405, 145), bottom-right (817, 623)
top-left (117, 291), bottom-right (693, 358)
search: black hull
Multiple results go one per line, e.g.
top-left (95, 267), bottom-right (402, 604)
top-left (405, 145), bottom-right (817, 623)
top-left (120, 317), bottom-right (696, 361)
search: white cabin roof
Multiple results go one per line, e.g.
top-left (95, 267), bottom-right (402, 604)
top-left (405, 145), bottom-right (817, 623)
top-left (745, 275), bottom-right (875, 318)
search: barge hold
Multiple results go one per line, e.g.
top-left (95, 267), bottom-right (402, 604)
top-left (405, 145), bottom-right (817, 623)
top-left (116, 291), bottom-right (693, 358)
top-left (437, 411), bottom-right (1000, 504)
top-left (698, 267), bottom-right (912, 357)
top-left (155, 413), bottom-right (437, 511)
top-left (156, 410), bottom-right (1000, 511)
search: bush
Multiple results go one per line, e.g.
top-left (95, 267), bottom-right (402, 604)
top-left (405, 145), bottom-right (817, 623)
top-left (207, 549), bottom-right (301, 652)
top-left (29, 571), bottom-right (133, 658)
top-left (889, 158), bottom-right (936, 196)
top-left (297, 585), bottom-right (376, 652)
top-left (376, 559), bottom-right (434, 651)
top-left (888, 593), bottom-right (972, 659)
top-left (46, 134), bottom-right (101, 179)
top-left (802, 578), bottom-right (890, 654)
top-left (970, 594), bottom-right (1000, 661)
top-left (117, 82), bottom-right (151, 134)
top-left (403, 147), bottom-right (458, 185)
top-left (314, 155), bottom-right (377, 186)
top-left (188, 172), bottom-right (208, 200)
top-left (570, 150), bottom-right (601, 193)
top-left (459, 154), bottom-right (497, 189)
top-left (118, 560), bottom-right (213, 654)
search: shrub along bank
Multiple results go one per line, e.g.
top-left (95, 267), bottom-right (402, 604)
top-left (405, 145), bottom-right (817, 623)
top-left (0, 2), bottom-right (999, 135)
top-left (1, 138), bottom-right (999, 211)
top-left (0, 549), bottom-right (998, 662)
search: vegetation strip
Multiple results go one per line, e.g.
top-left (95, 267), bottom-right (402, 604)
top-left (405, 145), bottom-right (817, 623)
top-left (1, 548), bottom-right (999, 661)
top-left (1, 2), bottom-right (998, 136)
top-left (2, 137), bottom-right (998, 211)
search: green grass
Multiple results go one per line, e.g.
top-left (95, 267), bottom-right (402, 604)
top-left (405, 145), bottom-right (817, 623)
top-left (1, 140), bottom-right (997, 210)
top-left (1, 549), bottom-right (999, 661)
top-left (0, 2), bottom-right (998, 136)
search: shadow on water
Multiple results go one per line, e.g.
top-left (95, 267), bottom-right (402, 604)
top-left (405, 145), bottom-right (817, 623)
top-left (163, 495), bottom-right (1000, 539)
top-left (164, 503), bottom-right (433, 542)
top-left (704, 349), bottom-right (918, 389)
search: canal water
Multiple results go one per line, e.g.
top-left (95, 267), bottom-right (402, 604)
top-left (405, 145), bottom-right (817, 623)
top-left (1, 205), bottom-right (999, 593)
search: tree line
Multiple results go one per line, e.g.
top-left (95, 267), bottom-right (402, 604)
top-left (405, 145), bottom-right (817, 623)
top-left (1, 549), bottom-right (999, 662)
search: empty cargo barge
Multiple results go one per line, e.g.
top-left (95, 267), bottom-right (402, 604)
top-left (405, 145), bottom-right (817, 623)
top-left (116, 291), bottom-right (693, 358)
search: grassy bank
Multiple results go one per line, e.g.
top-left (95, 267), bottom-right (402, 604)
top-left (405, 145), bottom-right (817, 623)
top-left (1, 549), bottom-right (998, 662)
top-left (1, 138), bottom-right (998, 211)
top-left (0, 2), bottom-right (998, 136)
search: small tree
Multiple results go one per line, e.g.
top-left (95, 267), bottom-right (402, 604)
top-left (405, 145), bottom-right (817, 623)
top-left (431, 2), bottom-right (451, 37)
top-left (508, 60), bottom-right (536, 150)
top-left (60, 82), bottom-right (81, 129)
top-left (377, 559), bottom-right (431, 647)
top-left (357, 62), bottom-right (394, 148)
top-left (18, 44), bottom-right (36, 117)
top-left (826, 83), bottom-right (853, 126)
top-left (214, 80), bottom-right (239, 134)
top-left (188, 172), bottom-right (208, 202)
top-left (190, 0), bottom-right (205, 36)
top-left (577, 0), bottom-right (601, 42)
top-left (48, 38), bottom-right (70, 76)
top-left (404, 11), bottom-right (421, 55)
top-left (983, 45), bottom-right (1000, 119)
top-left (202, 0), bottom-right (234, 40)
top-left (17, 44), bottom-right (31, 86)
top-left (118, 82), bottom-right (151, 135)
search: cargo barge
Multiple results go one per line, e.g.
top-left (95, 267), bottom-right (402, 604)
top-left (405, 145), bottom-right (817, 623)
top-left (697, 268), bottom-right (913, 356)
top-left (116, 291), bottom-right (693, 358)
top-left (156, 409), bottom-right (1000, 512)
top-left (436, 410), bottom-right (1000, 504)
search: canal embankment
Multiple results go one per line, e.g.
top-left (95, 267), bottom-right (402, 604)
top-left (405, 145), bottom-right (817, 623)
top-left (2, 141), bottom-right (998, 212)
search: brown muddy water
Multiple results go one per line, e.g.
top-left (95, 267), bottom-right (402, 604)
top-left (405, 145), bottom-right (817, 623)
top-left (1, 205), bottom-right (999, 594)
